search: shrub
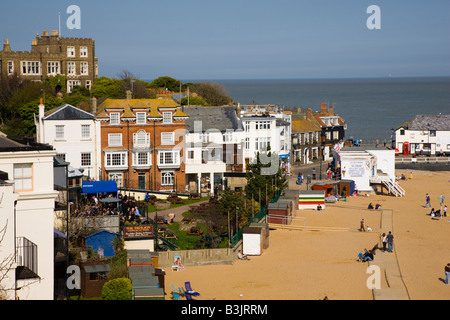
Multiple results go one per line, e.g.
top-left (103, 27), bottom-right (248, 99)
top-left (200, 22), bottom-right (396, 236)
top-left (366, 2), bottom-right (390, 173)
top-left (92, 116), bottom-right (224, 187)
top-left (101, 277), bottom-right (132, 300)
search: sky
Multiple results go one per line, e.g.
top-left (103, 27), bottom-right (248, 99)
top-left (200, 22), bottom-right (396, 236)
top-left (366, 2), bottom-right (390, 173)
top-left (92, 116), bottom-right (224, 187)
top-left (1, 0), bottom-right (449, 80)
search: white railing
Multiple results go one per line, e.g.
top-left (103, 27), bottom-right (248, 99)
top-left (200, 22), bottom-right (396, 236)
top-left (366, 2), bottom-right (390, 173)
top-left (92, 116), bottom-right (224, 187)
top-left (372, 175), bottom-right (405, 197)
top-left (395, 157), bottom-right (450, 164)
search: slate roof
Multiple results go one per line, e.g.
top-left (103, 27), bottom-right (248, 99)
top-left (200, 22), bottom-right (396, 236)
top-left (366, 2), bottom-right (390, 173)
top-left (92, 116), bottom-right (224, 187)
top-left (183, 106), bottom-right (242, 132)
top-left (44, 104), bottom-right (95, 120)
top-left (397, 114), bottom-right (450, 131)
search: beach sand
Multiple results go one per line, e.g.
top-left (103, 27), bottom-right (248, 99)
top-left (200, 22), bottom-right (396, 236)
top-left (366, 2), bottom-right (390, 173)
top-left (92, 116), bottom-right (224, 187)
top-left (164, 169), bottom-right (450, 300)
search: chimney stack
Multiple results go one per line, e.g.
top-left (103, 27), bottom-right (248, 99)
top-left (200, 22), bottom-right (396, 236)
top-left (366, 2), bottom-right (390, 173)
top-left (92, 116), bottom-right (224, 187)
top-left (306, 108), bottom-right (313, 120)
top-left (126, 90), bottom-right (132, 99)
top-left (91, 96), bottom-right (97, 115)
top-left (320, 102), bottom-right (327, 115)
top-left (3, 39), bottom-right (11, 52)
top-left (328, 105), bottom-right (334, 115)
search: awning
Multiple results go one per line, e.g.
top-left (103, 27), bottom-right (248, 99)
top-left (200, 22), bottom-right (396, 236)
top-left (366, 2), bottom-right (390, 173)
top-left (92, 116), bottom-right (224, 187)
top-left (82, 180), bottom-right (118, 194)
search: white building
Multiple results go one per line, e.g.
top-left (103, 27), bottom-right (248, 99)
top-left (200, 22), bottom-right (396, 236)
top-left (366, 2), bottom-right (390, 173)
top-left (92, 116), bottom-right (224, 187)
top-left (183, 106), bottom-right (244, 194)
top-left (35, 100), bottom-right (101, 179)
top-left (334, 146), bottom-right (403, 196)
top-left (395, 114), bottom-right (450, 156)
top-left (0, 133), bottom-right (58, 300)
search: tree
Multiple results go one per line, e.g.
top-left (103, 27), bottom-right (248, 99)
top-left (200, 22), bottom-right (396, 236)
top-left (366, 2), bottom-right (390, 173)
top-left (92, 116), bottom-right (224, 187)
top-left (149, 76), bottom-right (184, 92)
top-left (180, 95), bottom-right (207, 106)
top-left (101, 277), bottom-right (132, 300)
top-left (187, 82), bottom-right (232, 106)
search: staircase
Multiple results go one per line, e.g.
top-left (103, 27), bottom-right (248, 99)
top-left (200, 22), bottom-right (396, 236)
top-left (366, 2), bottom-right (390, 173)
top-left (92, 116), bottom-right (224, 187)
top-left (378, 176), bottom-right (406, 197)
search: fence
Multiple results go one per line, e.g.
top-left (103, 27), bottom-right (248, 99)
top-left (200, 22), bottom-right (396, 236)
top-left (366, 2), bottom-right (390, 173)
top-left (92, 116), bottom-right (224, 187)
top-left (395, 157), bottom-right (450, 164)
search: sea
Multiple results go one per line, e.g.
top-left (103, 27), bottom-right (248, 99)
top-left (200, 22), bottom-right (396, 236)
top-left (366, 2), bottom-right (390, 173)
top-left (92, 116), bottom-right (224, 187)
top-left (185, 77), bottom-right (450, 143)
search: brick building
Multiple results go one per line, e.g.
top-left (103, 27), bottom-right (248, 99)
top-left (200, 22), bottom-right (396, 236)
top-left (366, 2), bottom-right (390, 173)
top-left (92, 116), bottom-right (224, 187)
top-left (96, 93), bottom-right (188, 192)
top-left (0, 30), bottom-right (98, 92)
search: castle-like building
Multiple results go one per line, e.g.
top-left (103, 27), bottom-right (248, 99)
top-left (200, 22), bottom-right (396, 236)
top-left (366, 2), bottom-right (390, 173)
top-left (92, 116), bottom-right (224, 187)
top-left (0, 30), bottom-right (98, 92)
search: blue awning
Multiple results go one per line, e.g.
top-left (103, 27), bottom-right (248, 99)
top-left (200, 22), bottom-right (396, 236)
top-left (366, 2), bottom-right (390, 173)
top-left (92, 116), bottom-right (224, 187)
top-left (82, 180), bottom-right (118, 194)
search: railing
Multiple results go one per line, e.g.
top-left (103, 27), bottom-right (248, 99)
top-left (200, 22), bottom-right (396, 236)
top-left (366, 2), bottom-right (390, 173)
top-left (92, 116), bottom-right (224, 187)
top-left (372, 176), bottom-right (405, 197)
top-left (16, 237), bottom-right (39, 279)
top-left (395, 157), bottom-right (450, 164)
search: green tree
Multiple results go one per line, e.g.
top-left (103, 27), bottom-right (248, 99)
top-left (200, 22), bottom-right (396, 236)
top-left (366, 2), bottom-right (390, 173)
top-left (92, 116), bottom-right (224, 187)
top-left (188, 82), bottom-right (232, 106)
top-left (180, 95), bottom-right (207, 106)
top-left (149, 76), bottom-right (184, 92)
top-left (101, 277), bottom-right (132, 300)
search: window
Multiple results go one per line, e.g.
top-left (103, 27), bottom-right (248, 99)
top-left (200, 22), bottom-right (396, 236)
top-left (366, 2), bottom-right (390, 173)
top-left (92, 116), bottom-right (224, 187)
top-left (245, 121), bottom-right (250, 133)
top-left (110, 112), bottom-right (120, 125)
top-left (133, 130), bottom-right (150, 148)
top-left (67, 80), bottom-right (81, 93)
top-left (80, 46), bottom-right (88, 57)
top-left (109, 172), bottom-right (123, 187)
top-left (158, 150), bottom-right (180, 166)
top-left (200, 133), bottom-right (210, 143)
top-left (223, 131), bottom-right (233, 142)
top-left (245, 138), bottom-right (250, 150)
top-left (430, 130), bottom-right (436, 137)
top-left (67, 46), bottom-right (75, 57)
top-left (400, 129), bottom-right (405, 136)
top-left (161, 171), bottom-right (174, 186)
top-left (136, 112), bottom-right (146, 124)
top-left (255, 137), bottom-right (271, 151)
top-left (81, 124), bottom-right (90, 139)
top-left (86, 80), bottom-right (91, 90)
top-left (132, 152), bottom-right (151, 166)
top-left (108, 133), bottom-right (122, 147)
top-left (47, 61), bottom-right (60, 75)
top-left (81, 152), bottom-right (91, 166)
top-left (67, 61), bottom-right (76, 75)
top-left (21, 61), bottom-right (40, 75)
top-left (56, 153), bottom-right (66, 161)
top-left (80, 62), bottom-right (88, 75)
top-left (256, 121), bottom-right (271, 130)
top-left (55, 125), bottom-right (65, 139)
top-left (163, 112), bottom-right (172, 124)
top-left (7, 61), bottom-right (14, 75)
top-left (161, 132), bottom-right (175, 145)
top-left (105, 152), bottom-right (127, 167)
top-left (14, 163), bottom-right (33, 192)
top-left (188, 150), bottom-right (194, 159)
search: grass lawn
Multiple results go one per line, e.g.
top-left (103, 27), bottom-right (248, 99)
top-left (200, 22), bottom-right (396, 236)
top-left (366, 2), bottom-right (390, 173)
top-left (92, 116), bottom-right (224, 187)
top-left (145, 197), bottom-right (209, 213)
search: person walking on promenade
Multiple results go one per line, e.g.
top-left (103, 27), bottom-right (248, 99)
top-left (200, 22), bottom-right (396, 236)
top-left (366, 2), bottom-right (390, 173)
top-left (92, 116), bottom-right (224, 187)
top-left (445, 263), bottom-right (450, 285)
top-left (425, 193), bottom-right (431, 209)
top-left (381, 233), bottom-right (387, 252)
top-left (359, 219), bottom-right (366, 232)
top-left (386, 231), bottom-right (394, 252)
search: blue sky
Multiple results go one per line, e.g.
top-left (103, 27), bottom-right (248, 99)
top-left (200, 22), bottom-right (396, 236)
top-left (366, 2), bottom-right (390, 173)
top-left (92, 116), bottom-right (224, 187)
top-left (1, 0), bottom-right (449, 80)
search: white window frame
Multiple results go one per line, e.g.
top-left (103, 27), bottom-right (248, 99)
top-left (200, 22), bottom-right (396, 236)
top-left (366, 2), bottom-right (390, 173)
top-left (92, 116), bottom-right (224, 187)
top-left (161, 171), bottom-right (175, 186)
top-left (47, 61), bottom-right (60, 75)
top-left (245, 138), bottom-right (250, 150)
top-left (136, 112), bottom-right (147, 124)
top-left (133, 130), bottom-right (150, 148)
top-left (81, 152), bottom-right (92, 167)
top-left (162, 112), bottom-right (172, 124)
top-left (7, 61), bottom-right (14, 75)
top-left (67, 46), bottom-right (75, 57)
top-left (110, 112), bottom-right (120, 125)
top-left (132, 151), bottom-right (151, 167)
top-left (161, 132), bottom-right (175, 145)
top-left (105, 152), bottom-right (127, 168)
top-left (108, 133), bottom-right (122, 147)
top-left (256, 120), bottom-right (271, 130)
top-left (21, 61), bottom-right (41, 75)
top-left (67, 80), bottom-right (81, 93)
top-left (55, 125), bottom-right (65, 139)
top-left (67, 61), bottom-right (76, 75)
top-left (80, 46), bottom-right (88, 57)
top-left (158, 150), bottom-right (180, 167)
top-left (81, 124), bottom-right (91, 139)
top-left (80, 62), bottom-right (88, 75)
top-left (109, 172), bottom-right (123, 188)
top-left (14, 163), bottom-right (33, 192)
top-left (245, 121), bottom-right (250, 133)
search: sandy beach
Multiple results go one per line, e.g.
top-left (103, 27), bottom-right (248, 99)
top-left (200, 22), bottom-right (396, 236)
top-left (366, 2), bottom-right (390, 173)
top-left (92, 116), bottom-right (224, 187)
top-left (164, 169), bottom-right (450, 300)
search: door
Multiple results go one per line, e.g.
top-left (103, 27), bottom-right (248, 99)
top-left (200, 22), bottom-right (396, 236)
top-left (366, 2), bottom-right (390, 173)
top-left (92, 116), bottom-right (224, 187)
top-left (138, 173), bottom-right (146, 190)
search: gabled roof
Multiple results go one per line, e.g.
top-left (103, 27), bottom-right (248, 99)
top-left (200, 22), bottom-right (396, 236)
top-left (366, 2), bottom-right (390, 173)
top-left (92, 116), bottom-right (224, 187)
top-left (397, 114), bottom-right (450, 131)
top-left (44, 104), bottom-right (95, 120)
top-left (96, 98), bottom-right (179, 118)
top-left (291, 119), bottom-right (321, 133)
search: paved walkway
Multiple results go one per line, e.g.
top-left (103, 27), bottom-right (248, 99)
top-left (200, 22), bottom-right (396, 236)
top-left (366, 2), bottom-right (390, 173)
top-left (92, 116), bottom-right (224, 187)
top-left (370, 209), bottom-right (410, 300)
top-left (147, 200), bottom-right (210, 223)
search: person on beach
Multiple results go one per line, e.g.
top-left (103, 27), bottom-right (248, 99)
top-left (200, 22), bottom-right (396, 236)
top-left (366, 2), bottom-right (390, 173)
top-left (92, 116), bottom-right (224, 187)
top-left (368, 203), bottom-right (374, 210)
top-left (238, 250), bottom-right (250, 260)
top-left (425, 193), bottom-right (431, 208)
top-left (444, 205), bottom-right (448, 217)
top-left (381, 233), bottom-right (387, 251)
top-left (360, 219), bottom-right (366, 232)
top-left (445, 263), bottom-right (450, 285)
top-left (386, 231), bottom-right (394, 252)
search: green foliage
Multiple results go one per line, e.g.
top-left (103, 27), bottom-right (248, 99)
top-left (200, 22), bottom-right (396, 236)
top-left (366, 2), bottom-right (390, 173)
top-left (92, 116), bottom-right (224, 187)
top-left (107, 249), bottom-right (128, 280)
top-left (187, 82), bottom-right (232, 106)
top-left (149, 76), bottom-right (184, 92)
top-left (101, 277), bottom-right (132, 300)
top-left (180, 95), bottom-right (207, 106)
top-left (91, 76), bottom-right (126, 99)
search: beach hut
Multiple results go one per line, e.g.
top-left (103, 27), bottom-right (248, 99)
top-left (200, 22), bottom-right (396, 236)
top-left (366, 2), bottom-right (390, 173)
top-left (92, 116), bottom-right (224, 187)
top-left (250, 223), bottom-right (269, 249)
top-left (298, 190), bottom-right (325, 210)
top-left (267, 201), bottom-right (291, 225)
top-left (312, 183), bottom-right (334, 198)
top-left (242, 227), bottom-right (264, 256)
top-left (339, 180), bottom-right (355, 197)
top-left (80, 262), bottom-right (110, 298)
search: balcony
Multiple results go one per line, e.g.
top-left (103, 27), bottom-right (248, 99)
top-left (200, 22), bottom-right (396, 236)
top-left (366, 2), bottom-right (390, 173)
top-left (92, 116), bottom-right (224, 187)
top-left (16, 237), bottom-right (39, 280)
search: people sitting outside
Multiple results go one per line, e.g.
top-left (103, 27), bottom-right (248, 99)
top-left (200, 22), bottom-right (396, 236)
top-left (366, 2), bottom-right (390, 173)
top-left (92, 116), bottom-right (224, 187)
top-left (238, 250), bottom-right (250, 260)
top-left (366, 225), bottom-right (372, 232)
top-left (368, 202), bottom-right (374, 210)
top-left (444, 205), bottom-right (448, 217)
top-left (427, 208), bottom-right (435, 217)
top-left (363, 249), bottom-right (374, 262)
top-left (145, 192), bottom-right (150, 202)
top-left (317, 204), bottom-right (322, 211)
top-left (375, 203), bottom-right (382, 210)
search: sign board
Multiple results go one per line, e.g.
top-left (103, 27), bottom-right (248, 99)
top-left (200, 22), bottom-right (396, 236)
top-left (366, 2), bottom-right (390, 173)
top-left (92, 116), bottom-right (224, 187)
top-left (123, 225), bottom-right (154, 239)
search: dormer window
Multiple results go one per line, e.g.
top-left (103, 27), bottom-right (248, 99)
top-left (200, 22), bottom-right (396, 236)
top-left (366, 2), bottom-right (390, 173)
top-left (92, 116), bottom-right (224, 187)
top-left (110, 112), bottom-right (120, 125)
top-left (163, 112), bottom-right (172, 124)
top-left (136, 112), bottom-right (146, 124)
